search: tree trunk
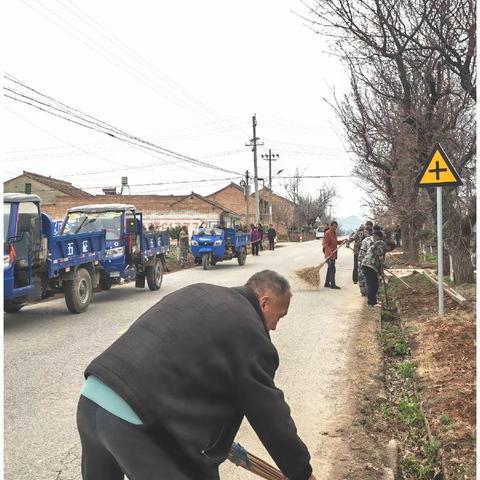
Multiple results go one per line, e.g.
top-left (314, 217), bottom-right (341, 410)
top-left (448, 240), bottom-right (475, 284)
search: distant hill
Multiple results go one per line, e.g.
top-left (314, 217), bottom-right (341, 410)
top-left (337, 215), bottom-right (362, 234)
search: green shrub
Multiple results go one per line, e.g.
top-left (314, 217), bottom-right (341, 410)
top-left (397, 396), bottom-right (423, 425)
top-left (394, 340), bottom-right (408, 356)
top-left (397, 361), bottom-right (415, 379)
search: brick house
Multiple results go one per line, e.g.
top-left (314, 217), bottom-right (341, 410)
top-left (34, 192), bottom-right (240, 235)
top-left (4, 171), bottom-right (93, 205)
top-left (206, 182), bottom-right (270, 227)
top-left (206, 183), bottom-right (295, 235)
top-left (257, 187), bottom-right (296, 235)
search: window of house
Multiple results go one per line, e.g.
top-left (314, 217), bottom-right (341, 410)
top-left (25, 183), bottom-right (32, 194)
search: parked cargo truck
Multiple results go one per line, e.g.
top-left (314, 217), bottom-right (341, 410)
top-left (4, 193), bottom-right (106, 314)
top-left (60, 204), bottom-right (170, 291)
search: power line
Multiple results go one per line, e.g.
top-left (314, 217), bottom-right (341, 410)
top-left (4, 75), bottom-right (243, 176)
top-left (80, 177), bottom-right (240, 190)
top-left (19, 0), bottom-right (247, 142)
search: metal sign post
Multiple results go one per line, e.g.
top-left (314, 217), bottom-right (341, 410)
top-left (436, 186), bottom-right (444, 317)
top-left (416, 143), bottom-right (462, 318)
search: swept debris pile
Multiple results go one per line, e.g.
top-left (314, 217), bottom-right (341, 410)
top-left (294, 265), bottom-right (321, 287)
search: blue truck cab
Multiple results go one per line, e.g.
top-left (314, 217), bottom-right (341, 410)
top-left (61, 204), bottom-right (170, 291)
top-left (4, 193), bottom-right (106, 314)
top-left (191, 225), bottom-right (249, 269)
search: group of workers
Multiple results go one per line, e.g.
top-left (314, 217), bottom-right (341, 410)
top-left (346, 221), bottom-right (396, 307)
top-left (320, 219), bottom-right (397, 307)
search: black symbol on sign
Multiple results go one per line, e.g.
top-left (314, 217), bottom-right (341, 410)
top-left (428, 160), bottom-right (448, 181)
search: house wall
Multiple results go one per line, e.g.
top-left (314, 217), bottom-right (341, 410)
top-left (41, 195), bottom-right (237, 234)
top-left (4, 176), bottom-right (71, 205)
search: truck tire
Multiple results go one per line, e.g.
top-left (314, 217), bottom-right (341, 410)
top-left (237, 248), bottom-right (247, 266)
top-left (100, 277), bottom-right (112, 291)
top-left (202, 253), bottom-right (210, 270)
top-left (4, 303), bottom-right (23, 313)
top-left (146, 258), bottom-right (163, 291)
top-left (210, 256), bottom-right (217, 266)
top-left (64, 268), bottom-right (93, 314)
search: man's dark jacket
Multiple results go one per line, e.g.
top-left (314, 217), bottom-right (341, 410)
top-left (85, 283), bottom-right (312, 480)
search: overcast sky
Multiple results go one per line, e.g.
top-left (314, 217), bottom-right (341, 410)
top-left (4, 0), bottom-right (366, 219)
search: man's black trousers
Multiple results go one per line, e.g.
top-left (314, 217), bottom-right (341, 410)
top-left (352, 253), bottom-right (359, 283)
top-left (252, 242), bottom-right (260, 255)
top-left (77, 396), bottom-right (192, 480)
top-left (362, 266), bottom-right (379, 305)
top-left (268, 237), bottom-right (275, 250)
top-left (324, 259), bottom-right (336, 287)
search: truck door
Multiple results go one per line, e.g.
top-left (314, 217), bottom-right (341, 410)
top-left (125, 211), bottom-right (137, 260)
top-left (12, 201), bottom-right (41, 287)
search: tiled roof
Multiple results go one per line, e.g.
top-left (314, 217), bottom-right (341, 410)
top-left (171, 191), bottom-right (241, 217)
top-left (17, 171), bottom-right (94, 198)
top-left (206, 182), bottom-right (245, 196)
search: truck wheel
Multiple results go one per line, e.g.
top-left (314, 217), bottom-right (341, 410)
top-left (4, 303), bottom-right (23, 313)
top-left (202, 253), bottom-right (210, 270)
top-left (210, 256), bottom-right (217, 266)
top-left (146, 258), bottom-right (163, 291)
top-left (101, 278), bottom-right (112, 291)
top-left (64, 268), bottom-right (93, 314)
top-left (237, 248), bottom-right (247, 266)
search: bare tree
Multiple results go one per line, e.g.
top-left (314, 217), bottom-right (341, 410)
top-left (302, 0), bottom-right (476, 282)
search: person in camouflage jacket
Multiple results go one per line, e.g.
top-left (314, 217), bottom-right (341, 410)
top-left (361, 234), bottom-right (396, 307)
top-left (347, 221), bottom-right (373, 284)
top-left (357, 226), bottom-right (374, 296)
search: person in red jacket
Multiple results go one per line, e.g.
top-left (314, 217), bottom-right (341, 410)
top-left (322, 221), bottom-right (344, 289)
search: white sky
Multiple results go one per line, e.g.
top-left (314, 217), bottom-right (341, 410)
top-left (3, 0), bottom-right (367, 219)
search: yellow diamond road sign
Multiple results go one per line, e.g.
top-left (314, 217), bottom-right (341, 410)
top-left (417, 143), bottom-right (462, 187)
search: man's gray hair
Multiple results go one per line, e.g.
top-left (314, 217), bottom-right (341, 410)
top-left (246, 270), bottom-right (291, 296)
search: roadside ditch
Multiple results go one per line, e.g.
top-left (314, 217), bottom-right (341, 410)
top-left (333, 272), bottom-right (475, 479)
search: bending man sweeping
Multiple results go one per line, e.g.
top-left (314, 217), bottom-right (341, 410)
top-left (77, 270), bottom-right (316, 480)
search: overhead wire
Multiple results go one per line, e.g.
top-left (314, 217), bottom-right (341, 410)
top-left (4, 75), bottom-right (243, 176)
top-left (19, 0), bottom-right (248, 142)
top-left (57, 0), bottom-right (248, 142)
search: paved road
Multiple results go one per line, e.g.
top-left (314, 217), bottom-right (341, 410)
top-left (4, 240), bottom-right (363, 479)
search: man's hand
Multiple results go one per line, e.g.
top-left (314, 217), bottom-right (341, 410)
top-left (308, 475), bottom-right (317, 480)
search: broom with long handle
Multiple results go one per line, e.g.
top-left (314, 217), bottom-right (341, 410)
top-left (295, 240), bottom-right (347, 287)
top-left (228, 443), bottom-right (287, 480)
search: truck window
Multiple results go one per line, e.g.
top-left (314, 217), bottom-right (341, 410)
top-left (62, 211), bottom-right (122, 241)
top-left (15, 202), bottom-right (40, 260)
top-left (4, 203), bottom-right (11, 246)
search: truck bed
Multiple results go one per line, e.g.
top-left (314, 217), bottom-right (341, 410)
top-left (48, 231), bottom-right (106, 276)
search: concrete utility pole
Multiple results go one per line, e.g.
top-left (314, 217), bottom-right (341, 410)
top-left (240, 170), bottom-right (250, 226)
top-left (245, 114), bottom-right (263, 224)
top-left (261, 149), bottom-right (279, 224)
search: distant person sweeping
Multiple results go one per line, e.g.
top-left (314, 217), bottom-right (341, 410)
top-left (322, 221), bottom-right (344, 289)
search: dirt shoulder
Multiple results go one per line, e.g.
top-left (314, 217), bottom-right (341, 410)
top-left (328, 271), bottom-right (475, 479)
top-left (390, 273), bottom-right (476, 478)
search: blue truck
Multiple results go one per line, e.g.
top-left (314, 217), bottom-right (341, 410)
top-left (60, 204), bottom-right (170, 291)
top-left (191, 226), bottom-right (249, 270)
top-left (4, 193), bottom-right (106, 314)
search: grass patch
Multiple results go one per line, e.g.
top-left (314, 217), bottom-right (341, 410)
top-left (400, 456), bottom-right (435, 479)
top-left (425, 438), bottom-right (441, 462)
top-left (397, 396), bottom-right (423, 425)
top-left (397, 361), bottom-right (415, 379)
top-left (394, 340), bottom-right (408, 356)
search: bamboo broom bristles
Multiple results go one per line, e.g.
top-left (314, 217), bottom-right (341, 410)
top-left (228, 443), bottom-right (287, 480)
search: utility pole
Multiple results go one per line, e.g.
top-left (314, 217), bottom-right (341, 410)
top-left (261, 149), bottom-right (279, 224)
top-left (240, 170), bottom-right (250, 226)
top-left (245, 114), bottom-right (263, 223)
